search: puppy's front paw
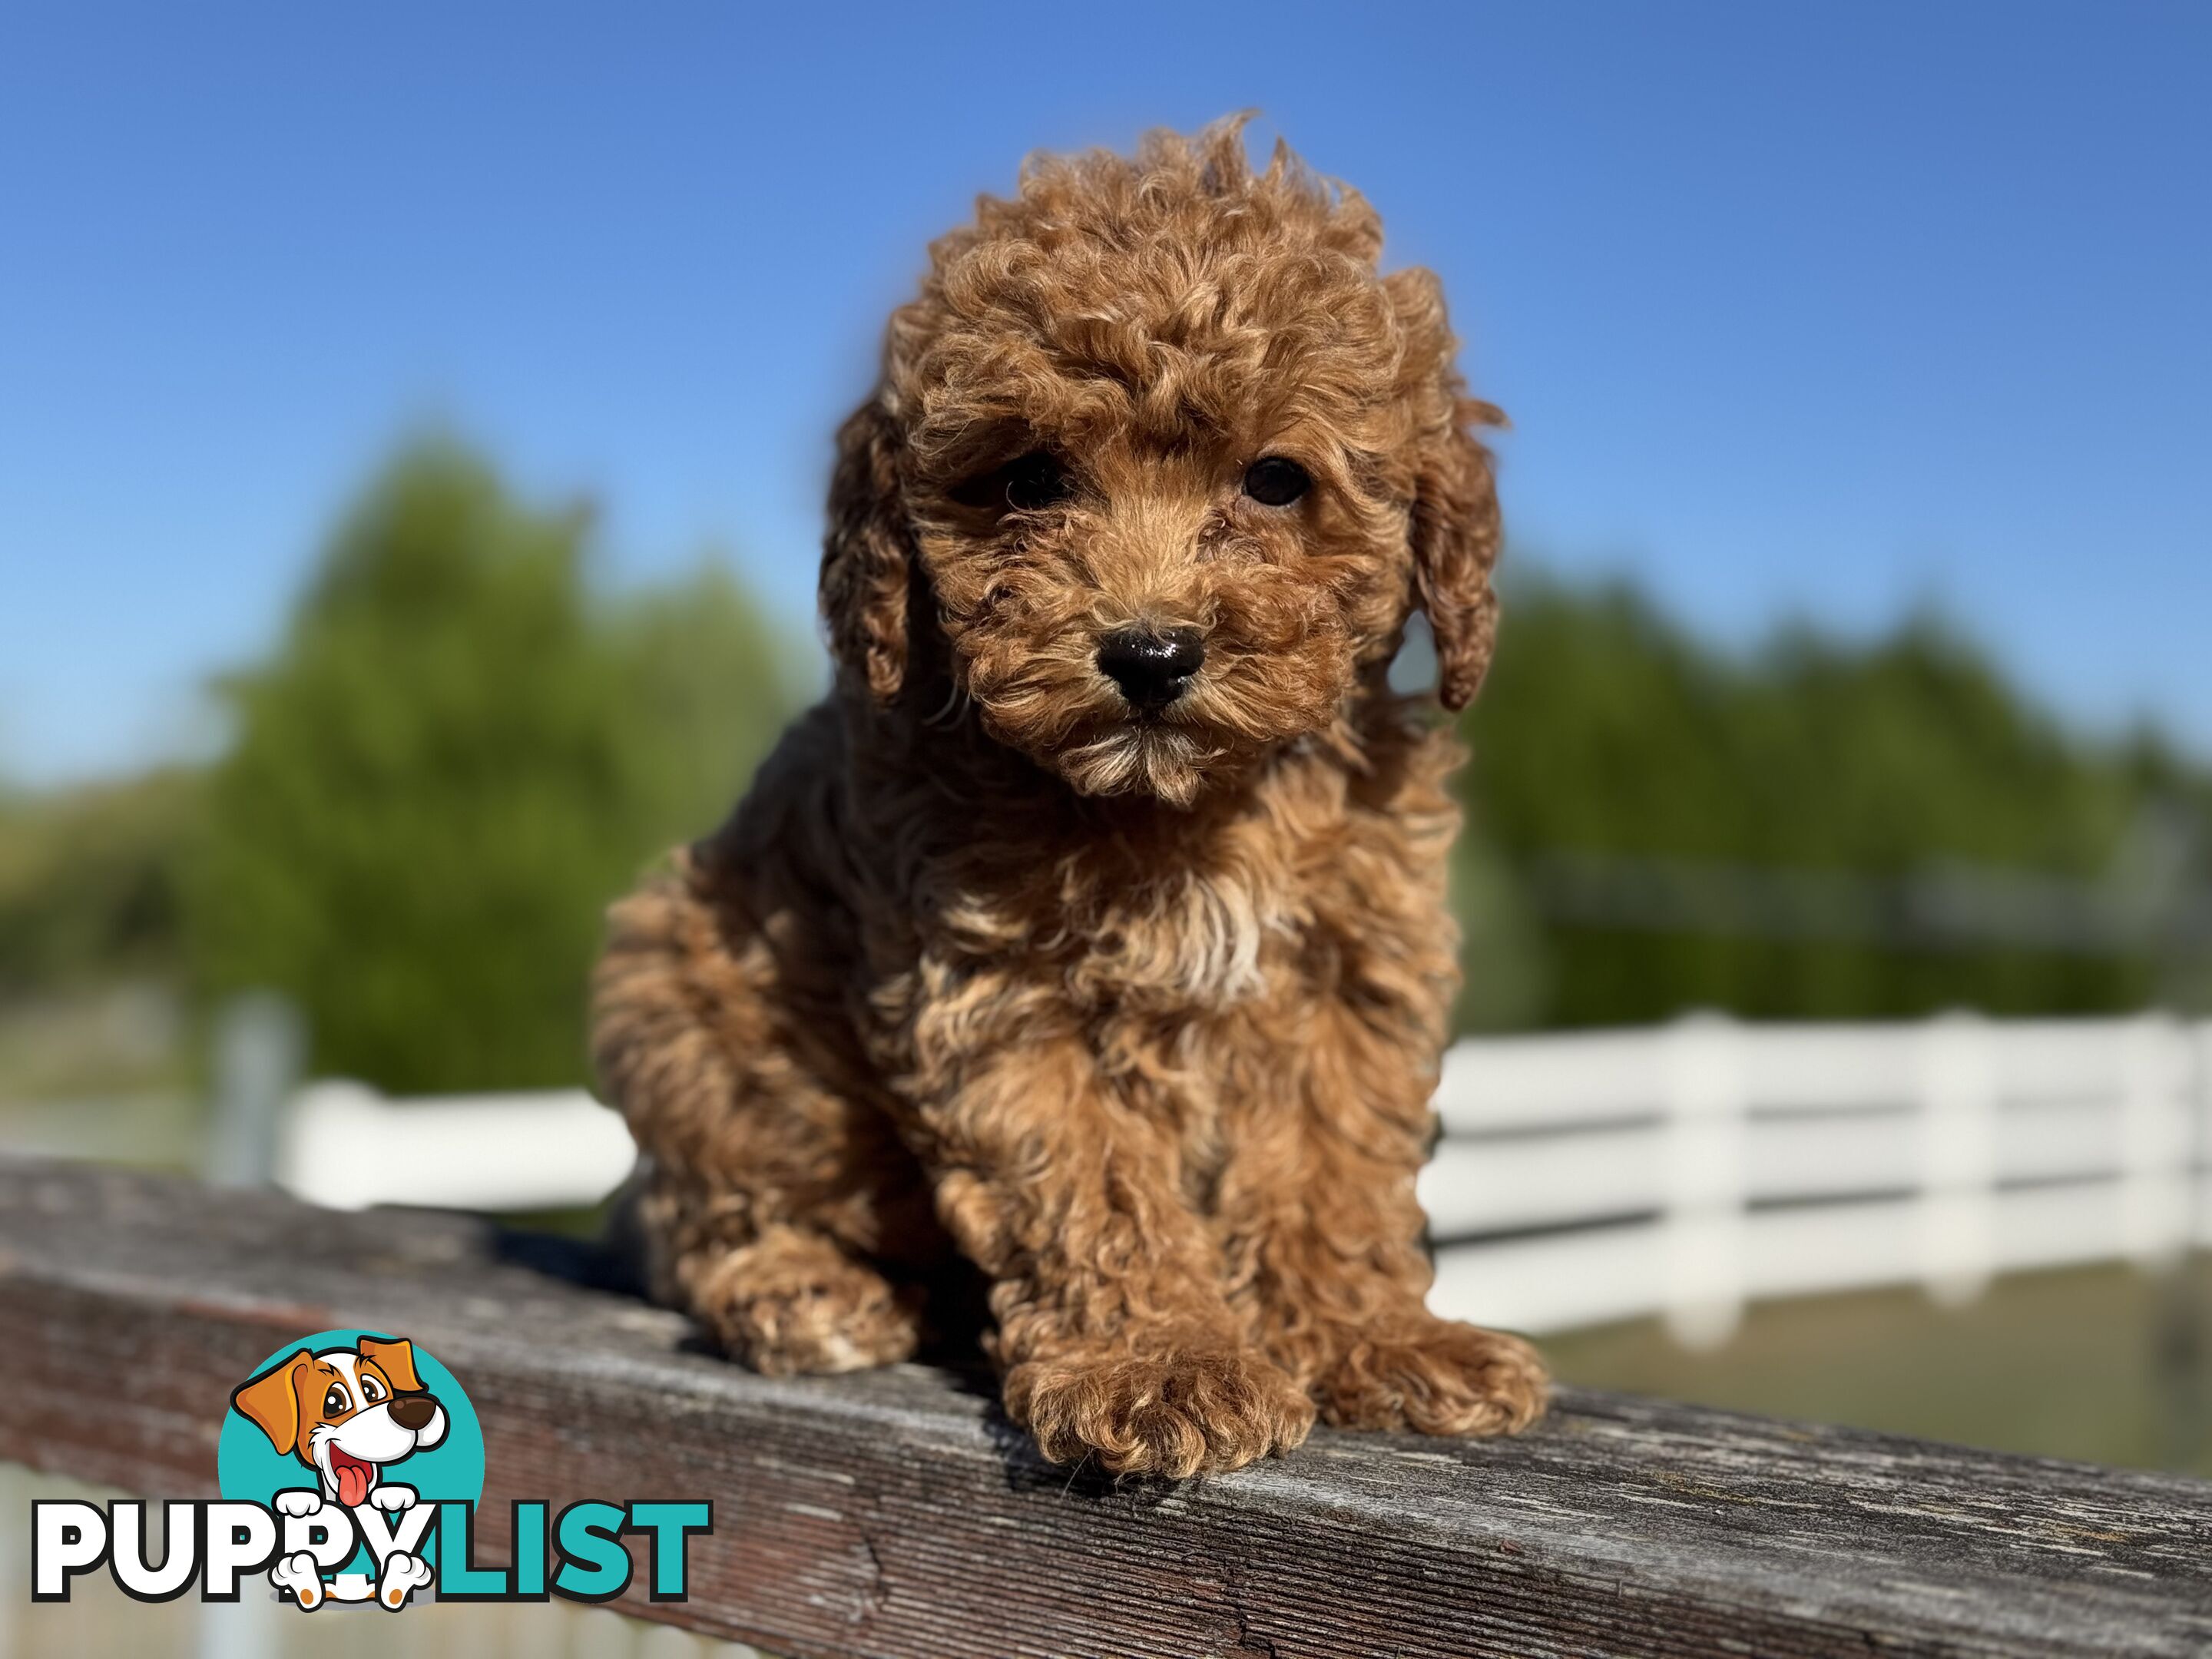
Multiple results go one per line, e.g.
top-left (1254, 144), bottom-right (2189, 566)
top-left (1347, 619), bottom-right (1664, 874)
top-left (273, 1489), bottom-right (324, 1519)
top-left (366, 1484), bottom-right (416, 1511)
top-left (1006, 1343), bottom-right (1315, 1479)
top-left (1314, 1316), bottom-right (1548, 1437)
top-left (687, 1230), bottom-right (922, 1377)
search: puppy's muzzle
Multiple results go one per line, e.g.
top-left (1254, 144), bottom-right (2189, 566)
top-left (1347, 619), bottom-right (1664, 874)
top-left (388, 1394), bottom-right (440, 1432)
top-left (1098, 626), bottom-right (1204, 709)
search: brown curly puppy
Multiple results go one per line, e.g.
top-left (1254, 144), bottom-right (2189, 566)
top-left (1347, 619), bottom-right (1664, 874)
top-left (592, 118), bottom-right (1547, 1479)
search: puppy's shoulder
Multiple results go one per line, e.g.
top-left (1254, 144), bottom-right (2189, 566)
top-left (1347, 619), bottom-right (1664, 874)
top-left (690, 698), bottom-right (849, 888)
top-left (1333, 698), bottom-right (1467, 824)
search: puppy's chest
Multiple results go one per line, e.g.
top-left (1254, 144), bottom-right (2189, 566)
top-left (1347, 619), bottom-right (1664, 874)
top-left (910, 773), bottom-right (1434, 1031)
top-left (1058, 863), bottom-right (1304, 1012)
top-left (928, 815), bottom-right (1384, 1016)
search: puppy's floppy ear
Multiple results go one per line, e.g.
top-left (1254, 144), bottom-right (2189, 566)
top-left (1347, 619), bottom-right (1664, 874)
top-left (1409, 396), bottom-right (1505, 713)
top-left (357, 1335), bottom-right (423, 1393)
top-left (820, 394), bottom-right (916, 703)
top-left (1386, 264), bottom-right (1504, 712)
top-left (231, 1349), bottom-right (314, 1456)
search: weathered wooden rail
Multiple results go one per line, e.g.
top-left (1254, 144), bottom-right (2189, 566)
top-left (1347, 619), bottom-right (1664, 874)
top-left (4, 1157), bottom-right (2210, 1658)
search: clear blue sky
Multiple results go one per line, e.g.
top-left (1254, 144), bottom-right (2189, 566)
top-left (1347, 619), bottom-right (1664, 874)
top-left (2, 2), bottom-right (2206, 784)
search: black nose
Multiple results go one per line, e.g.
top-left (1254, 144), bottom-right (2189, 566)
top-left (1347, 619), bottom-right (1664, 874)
top-left (1096, 627), bottom-right (1205, 708)
top-left (389, 1394), bottom-right (439, 1432)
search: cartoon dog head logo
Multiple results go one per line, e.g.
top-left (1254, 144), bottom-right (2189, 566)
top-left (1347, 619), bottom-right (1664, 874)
top-left (230, 1336), bottom-right (450, 1511)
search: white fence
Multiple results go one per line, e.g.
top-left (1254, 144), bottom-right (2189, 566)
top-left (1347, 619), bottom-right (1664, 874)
top-left (271, 1013), bottom-right (2212, 1346)
top-left (277, 1081), bottom-right (635, 1214)
top-left (1423, 1013), bottom-right (2212, 1344)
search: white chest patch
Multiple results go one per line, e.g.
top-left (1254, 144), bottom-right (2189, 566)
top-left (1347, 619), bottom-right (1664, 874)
top-left (1081, 866), bottom-right (1295, 1010)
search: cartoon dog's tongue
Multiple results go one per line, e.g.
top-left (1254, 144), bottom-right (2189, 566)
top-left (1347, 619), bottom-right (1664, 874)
top-left (330, 1449), bottom-right (374, 1508)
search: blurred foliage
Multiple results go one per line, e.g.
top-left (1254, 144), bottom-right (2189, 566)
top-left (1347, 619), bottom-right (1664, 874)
top-left (180, 439), bottom-right (797, 1093)
top-left (1456, 575), bottom-right (2212, 1028)
top-left (0, 770), bottom-right (201, 998)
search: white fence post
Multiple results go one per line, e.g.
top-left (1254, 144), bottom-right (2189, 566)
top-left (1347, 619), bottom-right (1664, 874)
top-left (1662, 1012), bottom-right (1747, 1349)
top-left (202, 991), bottom-right (303, 1190)
top-left (1916, 1012), bottom-right (1997, 1306)
top-left (2118, 1014), bottom-right (2194, 1267)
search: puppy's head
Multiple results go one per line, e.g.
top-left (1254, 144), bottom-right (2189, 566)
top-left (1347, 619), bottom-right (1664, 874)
top-left (822, 118), bottom-right (1502, 806)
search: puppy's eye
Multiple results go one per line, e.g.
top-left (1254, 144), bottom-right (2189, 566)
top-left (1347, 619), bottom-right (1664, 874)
top-left (1001, 451), bottom-right (1071, 512)
top-left (323, 1384), bottom-right (349, 1416)
top-left (949, 450), bottom-right (1072, 515)
top-left (361, 1376), bottom-right (385, 1402)
top-left (1242, 456), bottom-right (1311, 507)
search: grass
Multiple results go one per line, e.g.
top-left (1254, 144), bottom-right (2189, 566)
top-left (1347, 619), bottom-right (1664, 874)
top-left (1541, 1254), bottom-right (2212, 1477)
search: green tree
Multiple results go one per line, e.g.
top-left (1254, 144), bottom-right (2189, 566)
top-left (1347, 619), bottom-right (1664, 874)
top-left (0, 770), bottom-right (200, 998)
top-left (1455, 574), bottom-right (2207, 1028)
top-left (186, 439), bottom-right (796, 1092)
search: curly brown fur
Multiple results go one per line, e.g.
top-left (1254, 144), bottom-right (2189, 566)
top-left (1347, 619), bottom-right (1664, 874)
top-left (593, 119), bottom-right (1547, 1479)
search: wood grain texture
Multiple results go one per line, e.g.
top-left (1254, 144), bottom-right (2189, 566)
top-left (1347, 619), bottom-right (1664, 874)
top-left (2, 1157), bottom-right (2208, 1658)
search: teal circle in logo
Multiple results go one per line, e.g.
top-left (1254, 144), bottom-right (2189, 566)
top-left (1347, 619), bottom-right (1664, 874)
top-left (219, 1329), bottom-right (485, 1584)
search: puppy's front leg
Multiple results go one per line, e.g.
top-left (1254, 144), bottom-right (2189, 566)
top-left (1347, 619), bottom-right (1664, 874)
top-left (911, 1031), bottom-right (1313, 1478)
top-left (1219, 1005), bottom-right (1548, 1439)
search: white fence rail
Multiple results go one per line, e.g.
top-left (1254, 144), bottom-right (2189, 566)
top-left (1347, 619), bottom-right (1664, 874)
top-left (277, 1081), bottom-right (634, 1214)
top-left (270, 1013), bottom-right (2212, 1346)
top-left (1423, 1013), bottom-right (2212, 1343)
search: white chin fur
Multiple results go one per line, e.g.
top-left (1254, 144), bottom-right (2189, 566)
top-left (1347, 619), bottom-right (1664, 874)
top-left (1058, 724), bottom-right (1220, 805)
